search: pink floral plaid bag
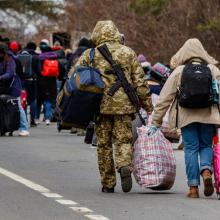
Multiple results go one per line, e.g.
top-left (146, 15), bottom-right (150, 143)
top-left (132, 126), bottom-right (176, 190)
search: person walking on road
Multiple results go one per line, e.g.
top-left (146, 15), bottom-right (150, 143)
top-left (20, 42), bottom-right (40, 127)
top-left (68, 37), bottom-right (95, 136)
top-left (0, 43), bottom-right (29, 136)
top-left (148, 38), bottom-right (220, 198)
top-left (36, 40), bottom-right (58, 126)
top-left (75, 20), bottom-right (153, 193)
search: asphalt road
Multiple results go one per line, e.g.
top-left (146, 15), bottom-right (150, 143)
top-left (0, 123), bottom-right (220, 220)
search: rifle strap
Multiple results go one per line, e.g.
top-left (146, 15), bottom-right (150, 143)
top-left (98, 45), bottom-right (123, 96)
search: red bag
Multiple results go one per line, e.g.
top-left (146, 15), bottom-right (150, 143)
top-left (41, 59), bottom-right (59, 77)
top-left (20, 90), bottom-right (27, 110)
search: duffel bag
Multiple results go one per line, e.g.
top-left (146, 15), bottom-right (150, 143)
top-left (0, 95), bottom-right (20, 134)
top-left (56, 48), bottom-right (104, 129)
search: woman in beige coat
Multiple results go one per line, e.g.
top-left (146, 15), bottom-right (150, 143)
top-left (148, 38), bottom-right (220, 198)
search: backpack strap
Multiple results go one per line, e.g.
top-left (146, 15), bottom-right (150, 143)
top-left (21, 51), bottom-right (30, 55)
top-left (175, 92), bottom-right (179, 128)
top-left (184, 57), bottom-right (207, 65)
top-left (89, 48), bottom-right (95, 64)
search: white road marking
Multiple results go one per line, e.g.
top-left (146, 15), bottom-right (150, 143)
top-left (42, 192), bottom-right (63, 198)
top-left (0, 166), bottom-right (110, 220)
top-left (0, 167), bottom-right (50, 193)
top-left (56, 199), bottom-right (78, 205)
top-left (70, 207), bottom-right (93, 213)
top-left (85, 215), bottom-right (110, 220)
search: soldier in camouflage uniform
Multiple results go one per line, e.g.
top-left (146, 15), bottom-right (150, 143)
top-left (75, 20), bottom-right (153, 193)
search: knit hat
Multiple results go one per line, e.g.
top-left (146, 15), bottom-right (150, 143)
top-left (26, 42), bottom-right (37, 50)
top-left (138, 54), bottom-right (147, 63)
top-left (40, 39), bottom-right (50, 46)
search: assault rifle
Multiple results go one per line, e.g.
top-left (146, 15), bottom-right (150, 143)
top-left (98, 44), bottom-right (146, 126)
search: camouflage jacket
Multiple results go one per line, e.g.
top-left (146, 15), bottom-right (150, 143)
top-left (75, 20), bottom-right (153, 115)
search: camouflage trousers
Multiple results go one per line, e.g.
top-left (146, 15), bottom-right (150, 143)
top-left (96, 114), bottom-right (133, 188)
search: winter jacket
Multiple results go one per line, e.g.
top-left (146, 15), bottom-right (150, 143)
top-left (67, 46), bottom-right (89, 72)
top-left (75, 20), bottom-right (153, 115)
top-left (0, 56), bottom-right (21, 97)
top-left (53, 49), bottom-right (67, 81)
top-left (37, 52), bottom-right (58, 102)
top-left (152, 38), bottom-right (220, 129)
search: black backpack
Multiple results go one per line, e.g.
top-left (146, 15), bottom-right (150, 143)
top-left (13, 57), bottom-right (24, 80)
top-left (178, 61), bottom-right (213, 108)
top-left (17, 51), bottom-right (33, 79)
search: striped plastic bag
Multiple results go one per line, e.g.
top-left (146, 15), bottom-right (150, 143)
top-left (132, 126), bottom-right (176, 190)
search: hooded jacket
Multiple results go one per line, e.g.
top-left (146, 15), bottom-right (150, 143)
top-left (75, 20), bottom-right (153, 115)
top-left (37, 51), bottom-right (58, 101)
top-left (152, 38), bottom-right (220, 129)
top-left (0, 43), bottom-right (22, 97)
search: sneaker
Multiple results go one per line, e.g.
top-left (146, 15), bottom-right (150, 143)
top-left (102, 186), bottom-right (114, 193)
top-left (19, 130), bottom-right (30, 137)
top-left (119, 166), bottom-right (132, 193)
top-left (202, 169), bottom-right (214, 197)
top-left (30, 121), bottom-right (37, 127)
top-left (77, 129), bottom-right (86, 136)
top-left (35, 119), bottom-right (41, 125)
top-left (70, 127), bottom-right (77, 134)
top-left (45, 120), bottom-right (50, 126)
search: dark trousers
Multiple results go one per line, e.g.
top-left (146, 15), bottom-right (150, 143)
top-left (22, 80), bottom-right (37, 122)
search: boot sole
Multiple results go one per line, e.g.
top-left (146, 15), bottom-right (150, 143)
top-left (204, 177), bottom-right (214, 197)
top-left (120, 167), bottom-right (132, 193)
top-left (187, 193), bottom-right (199, 198)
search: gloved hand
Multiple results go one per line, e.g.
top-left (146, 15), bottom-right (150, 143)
top-left (148, 125), bottom-right (159, 136)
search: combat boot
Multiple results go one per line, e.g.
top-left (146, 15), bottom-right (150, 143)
top-left (101, 186), bottom-right (114, 193)
top-left (119, 166), bottom-right (132, 193)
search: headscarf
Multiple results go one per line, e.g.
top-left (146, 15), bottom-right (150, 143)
top-left (170, 38), bottom-right (218, 69)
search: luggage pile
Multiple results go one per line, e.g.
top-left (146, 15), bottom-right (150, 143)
top-left (56, 49), bottom-right (104, 131)
top-left (143, 62), bottom-right (171, 86)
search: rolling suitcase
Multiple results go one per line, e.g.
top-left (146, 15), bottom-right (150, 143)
top-left (0, 95), bottom-right (20, 135)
